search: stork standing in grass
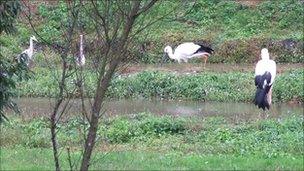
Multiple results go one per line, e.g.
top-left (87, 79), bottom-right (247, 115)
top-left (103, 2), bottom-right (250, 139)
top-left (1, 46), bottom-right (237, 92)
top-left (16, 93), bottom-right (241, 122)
top-left (254, 48), bottom-right (276, 110)
top-left (76, 34), bottom-right (85, 66)
top-left (163, 42), bottom-right (214, 68)
top-left (18, 35), bottom-right (37, 66)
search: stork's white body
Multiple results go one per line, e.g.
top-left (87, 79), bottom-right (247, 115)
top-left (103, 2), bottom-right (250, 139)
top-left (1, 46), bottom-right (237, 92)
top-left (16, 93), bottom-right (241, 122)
top-left (254, 48), bottom-right (276, 110)
top-left (164, 42), bottom-right (211, 63)
top-left (255, 49), bottom-right (276, 85)
top-left (23, 36), bottom-right (37, 59)
top-left (18, 36), bottom-right (37, 65)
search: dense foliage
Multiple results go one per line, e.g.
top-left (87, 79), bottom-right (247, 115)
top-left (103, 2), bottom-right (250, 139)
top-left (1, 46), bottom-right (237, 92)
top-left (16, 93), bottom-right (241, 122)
top-left (16, 69), bottom-right (304, 103)
top-left (0, 58), bottom-right (32, 121)
top-left (0, 0), bottom-right (21, 34)
top-left (0, 0), bottom-right (32, 122)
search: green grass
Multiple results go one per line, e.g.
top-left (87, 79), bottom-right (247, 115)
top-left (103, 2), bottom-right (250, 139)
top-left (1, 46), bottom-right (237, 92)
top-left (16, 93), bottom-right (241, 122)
top-left (15, 68), bottom-right (304, 103)
top-left (1, 147), bottom-right (303, 170)
top-left (1, 0), bottom-right (303, 65)
top-left (2, 114), bottom-right (304, 153)
top-left (1, 113), bottom-right (303, 170)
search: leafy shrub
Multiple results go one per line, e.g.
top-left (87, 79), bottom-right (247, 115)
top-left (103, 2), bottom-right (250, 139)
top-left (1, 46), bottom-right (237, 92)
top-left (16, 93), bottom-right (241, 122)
top-left (274, 69), bottom-right (304, 102)
top-left (104, 118), bottom-right (134, 143)
top-left (210, 38), bottom-right (303, 64)
top-left (139, 116), bottom-right (185, 136)
top-left (0, 119), bottom-right (25, 147)
top-left (100, 114), bottom-right (186, 143)
top-left (20, 117), bottom-right (50, 148)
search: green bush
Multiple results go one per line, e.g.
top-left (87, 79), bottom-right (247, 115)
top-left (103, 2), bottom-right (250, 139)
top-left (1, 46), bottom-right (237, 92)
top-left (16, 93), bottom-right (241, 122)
top-left (139, 116), bottom-right (185, 136)
top-left (274, 69), bottom-right (304, 102)
top-left (104, 118), bottom-right (134, 143)
top-left (209, 38), bottom-right (304, 64)
top-left (21, 118), bottom-right (50, 148)
top-left (0, 118), bottom-right (51, 148)
top-left (101, 114), bottom-right (186, 143)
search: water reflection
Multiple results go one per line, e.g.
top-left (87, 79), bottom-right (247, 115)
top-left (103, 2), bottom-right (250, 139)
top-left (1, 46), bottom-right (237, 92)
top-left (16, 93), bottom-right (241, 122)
top-left (9, 98), bottom-right (303, 123)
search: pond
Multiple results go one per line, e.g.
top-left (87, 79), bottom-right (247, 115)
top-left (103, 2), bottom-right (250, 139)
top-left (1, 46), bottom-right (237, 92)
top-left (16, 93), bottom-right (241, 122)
top-left (10, 98), bottom-right (303, 123)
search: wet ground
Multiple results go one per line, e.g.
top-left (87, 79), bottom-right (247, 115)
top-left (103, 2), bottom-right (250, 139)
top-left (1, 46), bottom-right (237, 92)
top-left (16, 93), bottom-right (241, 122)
top-left (9, 98), bottom-right (303, 123)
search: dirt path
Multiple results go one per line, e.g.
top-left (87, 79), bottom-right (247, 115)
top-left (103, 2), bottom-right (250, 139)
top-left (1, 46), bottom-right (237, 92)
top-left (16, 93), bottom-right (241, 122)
top-left (119, 63), bottom-right (303, 75)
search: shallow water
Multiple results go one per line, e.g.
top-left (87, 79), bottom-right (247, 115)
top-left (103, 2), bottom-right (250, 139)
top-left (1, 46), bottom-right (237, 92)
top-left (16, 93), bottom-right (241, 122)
top-left (8, 98), bottom-right (303, 123)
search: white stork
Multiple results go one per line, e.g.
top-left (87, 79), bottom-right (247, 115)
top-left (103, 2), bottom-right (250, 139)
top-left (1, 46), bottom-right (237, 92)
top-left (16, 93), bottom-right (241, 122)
top-left (76, 34), bottom-right (85, 66)
top-left (163, 42), bottom-right (214, 68)
top-left (254, 48), bottom-right (276, 110)
top-left (18, 35), bottom-right (37, 65)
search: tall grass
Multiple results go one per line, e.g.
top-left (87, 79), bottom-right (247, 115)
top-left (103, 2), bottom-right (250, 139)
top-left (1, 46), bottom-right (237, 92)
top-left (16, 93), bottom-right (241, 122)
top-left (16, 68), bottom-right (304, 103)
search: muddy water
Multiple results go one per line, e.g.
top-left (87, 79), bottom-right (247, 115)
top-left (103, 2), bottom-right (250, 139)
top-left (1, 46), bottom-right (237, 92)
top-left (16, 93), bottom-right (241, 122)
top-left (9, 98), bottom-right (303, 123)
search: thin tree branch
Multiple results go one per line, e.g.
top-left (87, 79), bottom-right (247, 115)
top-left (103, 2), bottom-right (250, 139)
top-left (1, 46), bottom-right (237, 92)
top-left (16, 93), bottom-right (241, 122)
top-left (134, 0), bottom-right (158, 18)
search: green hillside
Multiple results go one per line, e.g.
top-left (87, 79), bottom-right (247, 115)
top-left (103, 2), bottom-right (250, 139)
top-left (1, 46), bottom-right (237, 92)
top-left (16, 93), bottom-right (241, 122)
top-left (138, 0), bottom-right (304, 63)
top-left (1, 0), bottom-right (303, 64)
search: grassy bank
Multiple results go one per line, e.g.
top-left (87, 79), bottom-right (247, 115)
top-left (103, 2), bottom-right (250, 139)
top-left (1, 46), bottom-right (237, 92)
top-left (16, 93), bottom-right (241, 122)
top-left (138, 0), bottom-right (304, 64)
top-left (16, 68), bottom-right (304, 103)
top-left (1, 113), bottom-right (303, 170)
top-left (1, 0), bottom-right (303, 65)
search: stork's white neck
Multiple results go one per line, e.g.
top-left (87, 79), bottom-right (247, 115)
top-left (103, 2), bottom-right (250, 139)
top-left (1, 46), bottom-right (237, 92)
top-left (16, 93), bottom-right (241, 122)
top-left (80, 35), bottom-right (83, 57)
top-left (29, 38), bottom-right (34, 53)
top-left (261, 48), bottom-right (270, 60)
top-left (26, 37), bottom-right (35, 58)
top-left (166, 46), bottom-right (176, 60)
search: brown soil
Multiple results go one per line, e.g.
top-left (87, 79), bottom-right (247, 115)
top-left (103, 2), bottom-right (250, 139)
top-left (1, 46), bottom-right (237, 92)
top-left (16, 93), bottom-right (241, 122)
top-left (118, 63), bottom-right (304, 75)
top-left (235, 0), bottom-right (262, 7)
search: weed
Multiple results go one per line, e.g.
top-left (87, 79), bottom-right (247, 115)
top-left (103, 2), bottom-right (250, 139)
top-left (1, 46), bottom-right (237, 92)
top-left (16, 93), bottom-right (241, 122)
top-left (15, 69), bottom-right (304, 103)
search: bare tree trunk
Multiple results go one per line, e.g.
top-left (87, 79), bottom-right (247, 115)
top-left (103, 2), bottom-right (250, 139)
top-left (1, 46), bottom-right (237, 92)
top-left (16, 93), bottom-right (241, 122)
top-left (80, 59), bottom-right (119, 171)
top-left (79, 1), bottom-right (158, 170)
top-left (50, 100), bottom-right (62, 171)
top-left (50, 54), bottom-right (69, 171)
top-left (23, 0), bottom-right (162, 170)
top-left (49, 11), bottom-right (77, 170)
